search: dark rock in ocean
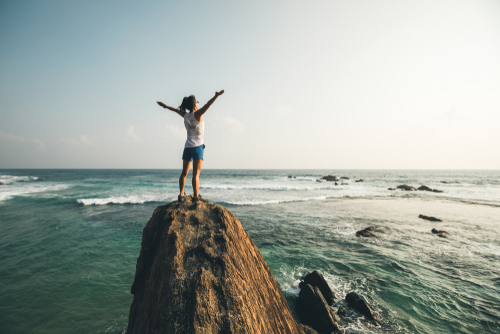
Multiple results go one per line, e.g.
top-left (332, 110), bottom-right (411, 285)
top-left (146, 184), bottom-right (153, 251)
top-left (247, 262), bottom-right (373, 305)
top-left (335, 182), bottom-right (338, 185)
top-left (356, 226), bottom-right (379, 238)
top-left (345, 292), bottom-right (377, 322)
top-left (419, 214), bottom-right (442, 222)
top-left (297, 324), bottom-right (318, 334)
top-left (0, 182), bottom-right (3, 185)
top-left (432, 228), bottom-right (449, 238)
top-left (297, 284), bottom-right (339, 333)
top-left (397, 185), bottom-right (416, 191)
top-left (432, 189), bottom-right (444, 193)
top-left (321, 175), bottom-right (338, 182)
top-left (288, 175), bottom-right (296, 179)
top-left (340, 176), bottom-right (349, 180)
top-left (388, 188), bottom-right (395, 191)
top-left (341, 183), bottom-right (348, 185)
top-left (417, 185), bottom-right (433, 191)
top-left (127, 197), bottom-right (302, 334)
top-left (316, 179), bottom-right (321, 183)
top-left (299, 271), bottom-right (335, 305)
top-left (355, 179), bottom-right (364, 182)
top-left (337, 308), bottom-right (346, 317)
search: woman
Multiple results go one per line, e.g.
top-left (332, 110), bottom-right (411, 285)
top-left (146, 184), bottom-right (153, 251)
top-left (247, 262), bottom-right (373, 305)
top-left (157, 90), bottom-right (224, 201)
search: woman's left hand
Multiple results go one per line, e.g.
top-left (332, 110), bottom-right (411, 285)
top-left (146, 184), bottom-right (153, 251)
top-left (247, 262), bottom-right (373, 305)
top-left (215, 90), bottom-right (225, 97)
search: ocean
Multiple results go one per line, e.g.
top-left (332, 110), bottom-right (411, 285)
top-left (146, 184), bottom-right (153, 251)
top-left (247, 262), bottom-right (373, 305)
top-left (0, 169), bottom-right (499, 333)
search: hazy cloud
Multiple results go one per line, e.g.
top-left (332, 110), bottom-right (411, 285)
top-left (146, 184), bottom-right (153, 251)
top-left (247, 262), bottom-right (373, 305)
top-left (0, 132), bottom-right (25, 143)
top-left (32, 139), bottom-right (45, 151)
top-left (126, 126), bottom-right (140, 141)
top-left (60, 135), bottom-right (96, 147)
top-left (222, 116), bottom-right (244, 132)
top-left (442, 107), bottom-right (463, 122)
top-left (167, 125), bottom-right (186, 140)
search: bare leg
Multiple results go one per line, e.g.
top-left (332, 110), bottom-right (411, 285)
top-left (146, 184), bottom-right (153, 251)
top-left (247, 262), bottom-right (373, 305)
top-left (179, 160), bottom-right (191, 195)
top-left (192, 159), bottom-right (203, 197)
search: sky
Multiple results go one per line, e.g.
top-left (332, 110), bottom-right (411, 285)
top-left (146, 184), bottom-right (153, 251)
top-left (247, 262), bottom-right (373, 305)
top-left (1, 0), bottom-right (499, 169)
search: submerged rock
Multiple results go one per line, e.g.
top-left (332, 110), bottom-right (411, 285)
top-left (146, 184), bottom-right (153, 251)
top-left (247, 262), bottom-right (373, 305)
top-left (419, 214), bottom-right (442, 222)
top-left (388, 188), bottom-right (395, 191)
top-left (356, 226), bottom-right (379, 238)
top-left (345, 292), bottom-right (377, 322)
top-left (341, 183), bottom-right (348, 185)
top-left (396, 185), bottom-right (416, 191)
top-left (299, 271), bottom-right (335, 305)
top-left (127, 197), bottom-right (301, 334)
top-left (297, 284), bottom-right (339, 333)
top-left (418, 185), bottom-right (444, 193)
top-left (288, 175), bottom-right (296, 179)
top-left (321, 175), bottom-right (338, 182)
top-left (340, 176), bottom-right (349, 180)
top-left (355, 179), bottom-right (364, 182)
top-left (432, 228), bottom-right (449, 238)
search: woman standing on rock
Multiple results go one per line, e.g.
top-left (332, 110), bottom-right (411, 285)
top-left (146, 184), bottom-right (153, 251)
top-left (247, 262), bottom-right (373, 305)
top-left (157, 90), bottom-right (224, 201)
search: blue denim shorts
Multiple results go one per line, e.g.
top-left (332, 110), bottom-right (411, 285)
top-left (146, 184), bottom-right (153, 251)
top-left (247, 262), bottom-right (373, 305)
top-left (182, 144), bottom-right (205, 161)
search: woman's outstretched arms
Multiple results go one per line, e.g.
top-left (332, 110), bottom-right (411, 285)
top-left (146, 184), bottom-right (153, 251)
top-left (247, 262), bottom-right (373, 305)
top-left (194, 90), bottom-right (224, 121)
top-left (157, 101), bottom-right (185, 118)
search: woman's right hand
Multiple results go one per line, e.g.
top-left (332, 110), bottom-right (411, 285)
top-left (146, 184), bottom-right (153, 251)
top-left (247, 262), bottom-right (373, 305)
top-left (215, 90), bottom-right (225, 97)
top-left (157, 101), bottom-right (167, 108)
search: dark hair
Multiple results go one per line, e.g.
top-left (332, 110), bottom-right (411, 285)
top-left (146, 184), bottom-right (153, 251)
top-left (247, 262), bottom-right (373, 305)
top-left (179, 95), bottom-right (197, 113)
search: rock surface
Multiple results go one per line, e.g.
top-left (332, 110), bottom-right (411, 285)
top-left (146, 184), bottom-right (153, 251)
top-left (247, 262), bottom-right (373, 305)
top-left (297, 284), bottom-right (339, 333)
top-left (321, 175), bottom-right (338, 182)
top-left (297, 324), bottom-right (318, 334)
top-left (127, 197), bottom-right (302, 334)
top-left (417, 185), bottom-right (444, 193)
top-left (355, 179), bottom-right (364, 182)
top-left (345, 292), bottom-right (377, 322)
top-left (299, 271), bottom-right (335, 305)
top-left (356, 226), bottom-right (379, 238)
top-left (419, 214), bottom-right (442, 222)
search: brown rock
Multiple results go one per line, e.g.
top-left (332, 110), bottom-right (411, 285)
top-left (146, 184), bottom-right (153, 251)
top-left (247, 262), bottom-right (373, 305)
top-left (419, 214), bottom-right (442, 222)
top-left (388, 188), bottom-right (395, 191)
top-left (297, 284), bottom-right (339, 333)
top-left (355, 179), bottom-right (364, 182)
top-left (299, 271), bottom-right (335, 305)
top-left (345, 292), bottom-right (377, 322)
top-left (356, 226), bottom-right (379, 238)
top-left (321, 175), bottom-right (338, 182)
top-left (431, 228), bottom-right (449, 238)
top-left (340, 176), bottom-right (349, 180)
top-left (417, 185), bottom-right (433, 191)
top-left (127, 197), bottom-right (301, 334)
top-left (396, 185), bottom-right (416, 191)
top-left (432, 189), bottom-right (444, 193)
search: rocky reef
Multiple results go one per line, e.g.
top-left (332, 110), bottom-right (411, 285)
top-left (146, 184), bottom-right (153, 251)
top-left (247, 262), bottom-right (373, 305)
top-left (127, 196), bottom-right (303, 334)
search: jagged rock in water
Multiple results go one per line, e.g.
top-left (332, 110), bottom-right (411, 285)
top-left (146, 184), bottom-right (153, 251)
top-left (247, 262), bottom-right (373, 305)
top-left (417, 185), bottom-right (433, 191)
top-left (356, 226), bottom-right (379, 238)
top-left (432, 189), bottom-right (444, 193)
top-left (419, 214), bottom-right (442, 222)
top-left (396, 185), bottom-right (416, 191)
top-left (345, 292), bottom-right (377, 322)
top-left (297, 284), bottom-right (339, 333)
top-left (355, 179), bottom-right (364, 182)
top-left (288, 175), bottom-right (296, 179)
top-left (299, 271), bottom-right (335, 305)
top-left (297, 324), bottom-right (318, 334)
top-left (127, 197), bottom-right (301, 334)
top-left (321, 175), bottom-right (338, 182)
top-left (388, 188), bottom-right (395, 191)
top-left (340, 176), bottom-right (349, 180)
top-left (432, 228), bottom-right (449, 238)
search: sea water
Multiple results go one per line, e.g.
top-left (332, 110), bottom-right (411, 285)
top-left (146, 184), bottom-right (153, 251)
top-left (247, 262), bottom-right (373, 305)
top-left (0, 169), bottom-right (499, 333)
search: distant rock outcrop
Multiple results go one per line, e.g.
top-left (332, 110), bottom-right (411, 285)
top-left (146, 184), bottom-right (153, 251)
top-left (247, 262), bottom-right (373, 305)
top-left (127, 197), bottom-right (302, 334)
top-left (419, 214), bottom-right (442, 222)
top-left (356, 226), bottom-right (379, 238)
top-left (417, 185), bottom-right (444, 193)
top-left (355, 179), bottom-right (364, 182)
top-left (396, 185), bottom-right (416, 191)
top-left (432, 228), bottom-right (448, 238)
top-left (321, 175), bottom-right (338, 182)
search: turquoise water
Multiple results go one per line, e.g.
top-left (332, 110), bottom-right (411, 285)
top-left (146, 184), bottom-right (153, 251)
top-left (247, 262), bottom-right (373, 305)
top-left (0, 169), bottom-right (499, 333)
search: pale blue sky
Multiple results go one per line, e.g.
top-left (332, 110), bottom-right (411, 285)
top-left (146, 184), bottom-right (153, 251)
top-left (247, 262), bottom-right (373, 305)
top-left (1, 0), bottom-right (499, 168)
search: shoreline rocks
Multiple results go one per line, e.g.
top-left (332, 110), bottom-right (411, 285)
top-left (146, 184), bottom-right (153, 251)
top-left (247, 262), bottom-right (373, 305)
top-left (299, 271), bottom-right (335, 305)
top-left (297, 284), bottom-right (339, 333)
top-left (127, 197), bottom-right (302, 334)
top-left (396, 185), bottom-right (416, 191)
top-left (356, 226), bottom-right (379, 238)
top-left (321, 175), bottom-right (338, 182)
top-left (432, 228), bottom-right (449, 238)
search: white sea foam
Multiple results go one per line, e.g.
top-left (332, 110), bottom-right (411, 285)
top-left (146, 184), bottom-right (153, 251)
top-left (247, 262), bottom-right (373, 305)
top-left (0, 175), bottom-right (39, 184)
top-left (201, 183), bottom-right (342, 191)
top-left (0, 184), bottom-right (69, 201)
top-left (77, 194), bottom-right (173, 205)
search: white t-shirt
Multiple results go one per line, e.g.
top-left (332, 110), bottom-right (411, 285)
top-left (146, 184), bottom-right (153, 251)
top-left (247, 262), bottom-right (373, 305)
top-left (183, 112), bottom-right (204, 148)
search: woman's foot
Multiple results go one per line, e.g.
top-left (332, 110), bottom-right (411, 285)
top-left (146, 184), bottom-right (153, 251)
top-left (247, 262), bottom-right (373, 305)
top-left (178, 193), bottom-right (189, 202)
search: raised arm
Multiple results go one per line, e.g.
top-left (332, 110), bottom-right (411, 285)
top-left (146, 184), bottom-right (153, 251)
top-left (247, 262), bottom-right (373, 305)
top-left (157, 101), bottom-right (185, 118)
top-left (194, 90), bottom-right (224, 121)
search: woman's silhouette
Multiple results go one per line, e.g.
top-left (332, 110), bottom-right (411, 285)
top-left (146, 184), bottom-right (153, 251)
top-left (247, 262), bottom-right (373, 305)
top-left (157, 90), bottom-right (224, 201)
